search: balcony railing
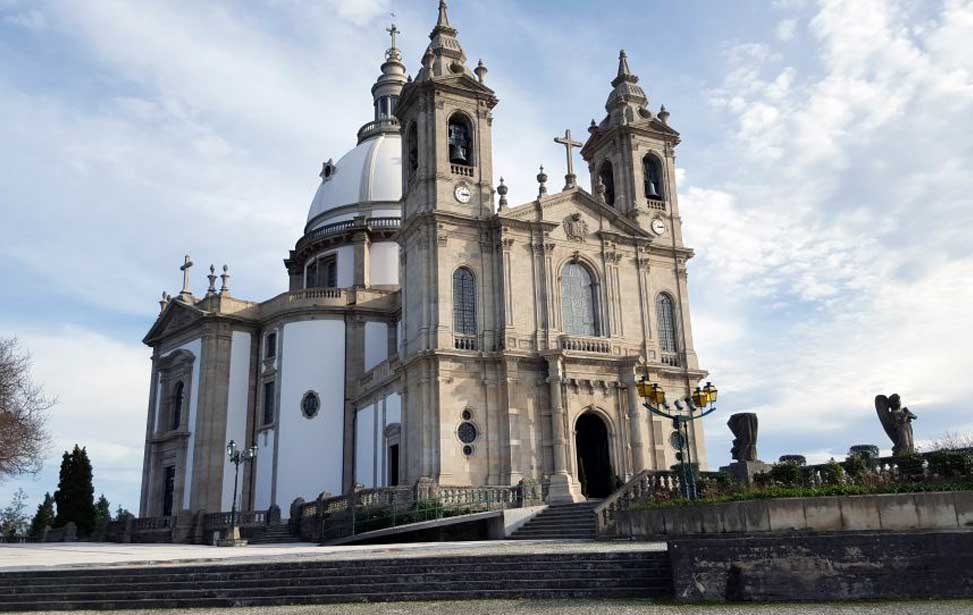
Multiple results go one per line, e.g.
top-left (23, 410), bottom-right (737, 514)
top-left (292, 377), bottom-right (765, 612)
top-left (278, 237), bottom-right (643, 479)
top-left (661, 352), bottom-right (682, 367)
top-left (296, 216), bottom-right (400, 253)
top-left (646, 197), bottom-right (667, 211)
top-left (559, 335), bottom-right (611, 354)
top-left (357, 118), bottom-right (400, 143)
top-left (454, 334), bottom-right (479, 351)
top-left (451, 164), bottom-right (475, 177)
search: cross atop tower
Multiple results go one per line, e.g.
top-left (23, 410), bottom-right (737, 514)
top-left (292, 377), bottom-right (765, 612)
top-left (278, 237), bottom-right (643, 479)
top-left (386, 21), bottom-right (400, 49)
top-left (554, 129), bottom-right (583, 190)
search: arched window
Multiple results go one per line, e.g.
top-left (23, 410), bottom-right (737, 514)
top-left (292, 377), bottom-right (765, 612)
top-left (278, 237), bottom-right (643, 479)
top-left (562, 263), bottom-right (599, 336)
top-left (452, 267), bottom-right (476, 335)
top-left (598, 161), bottom-right (615, 207)
top-left (171, 381), bottom-right (184, 431)
top-left (643, 154), bottom-right (664, 200)
top-left (447, 113), bottom-right (474, 166)
top-left (656, 293), bottom-right (678, 353)
top-left (406, 122), bottom-right (418, 181)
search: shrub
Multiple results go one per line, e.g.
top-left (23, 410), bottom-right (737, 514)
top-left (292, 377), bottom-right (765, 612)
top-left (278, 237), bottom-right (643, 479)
top-left (896, 455), bottom-right (926, 480)
top-left (818, 460), bottom-right (845, 485)
top-left (843, 453), bottom-right (872, 479)
top-left (926, 450), bottom-right (973, 479)
top-left (769, 462), bottom-right (803, 487)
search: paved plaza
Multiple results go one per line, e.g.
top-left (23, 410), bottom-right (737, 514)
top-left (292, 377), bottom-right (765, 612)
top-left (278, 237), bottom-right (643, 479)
top-left (0, 540), bottom-right (665, 571)
top-left (5, 599), bottom-right (973, 615)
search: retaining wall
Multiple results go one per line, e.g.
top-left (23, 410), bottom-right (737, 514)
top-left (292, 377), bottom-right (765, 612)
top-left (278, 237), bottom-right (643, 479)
top-left (613, 490), bottom-right (973, 538)
top-left (670, 530), bottom-right (973, 601)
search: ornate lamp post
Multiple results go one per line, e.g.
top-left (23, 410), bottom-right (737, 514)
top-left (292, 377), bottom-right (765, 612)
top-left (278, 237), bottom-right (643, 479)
top-left (637, 377), bottom-right (718, 500)
top-left (221, 439), bottom-right (257, 546)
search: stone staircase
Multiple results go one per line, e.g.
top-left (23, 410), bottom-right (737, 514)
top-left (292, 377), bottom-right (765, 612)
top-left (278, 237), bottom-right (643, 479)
top-left (247, 522), bottom-right (304, 545)
top-left (511, 501), bottom-right (599, 540)
top-left (0, 551), bottom-right (672, 610)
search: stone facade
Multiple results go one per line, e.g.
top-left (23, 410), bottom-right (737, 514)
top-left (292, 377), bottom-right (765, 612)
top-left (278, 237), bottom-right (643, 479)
top-left (138, 2), bottom-right (708, 517)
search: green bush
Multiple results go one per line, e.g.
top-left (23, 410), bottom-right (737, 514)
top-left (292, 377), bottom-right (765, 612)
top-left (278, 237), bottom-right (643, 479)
top-left (818, 460), bottom-right (846, 485)
top-left (896, 455), bottom-right (926, 480)
top-left (843, 453), bottom-right (871, 479)
top-left (927, 450), bottom-right (973, 479)
top-left (769, 461), bottom-right (803, 486)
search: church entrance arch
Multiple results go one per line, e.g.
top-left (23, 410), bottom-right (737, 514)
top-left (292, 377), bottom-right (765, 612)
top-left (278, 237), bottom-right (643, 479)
top-left (574, 412), bottom-right (614, 498)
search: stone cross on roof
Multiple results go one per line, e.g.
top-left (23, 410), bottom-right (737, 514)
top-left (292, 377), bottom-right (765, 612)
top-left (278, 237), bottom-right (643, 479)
top-left (178, 254), bottom-right (193, 300)
top-left (554, 129), bottom-right (583, 190)
top-left (387, 21), bottom-right (400, 49)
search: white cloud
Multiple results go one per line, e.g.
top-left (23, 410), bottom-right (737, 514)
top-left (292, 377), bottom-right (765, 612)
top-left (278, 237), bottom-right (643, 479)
top-left (775, 18), bottom-right (798, 41)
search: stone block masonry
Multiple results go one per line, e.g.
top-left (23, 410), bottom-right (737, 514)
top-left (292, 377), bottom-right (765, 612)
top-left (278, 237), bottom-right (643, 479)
top-left (669, 530), bottom-right (973, 602)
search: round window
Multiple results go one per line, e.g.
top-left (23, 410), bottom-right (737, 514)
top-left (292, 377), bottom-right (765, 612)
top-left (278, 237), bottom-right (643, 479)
top-left (462, 444), bottom-right (474, 457)
top-left (461, 408), bottom-right (472, 421)
top-left (458, 421), bottom-right (477, 444)
top-left (301, 390), bottom-right (320, 419)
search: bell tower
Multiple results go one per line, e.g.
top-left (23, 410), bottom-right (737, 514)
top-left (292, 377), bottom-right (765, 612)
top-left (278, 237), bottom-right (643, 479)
top-left (396, 0), bottom-right (498, 223)
top-left (581, 50), bottom-right (684, 242)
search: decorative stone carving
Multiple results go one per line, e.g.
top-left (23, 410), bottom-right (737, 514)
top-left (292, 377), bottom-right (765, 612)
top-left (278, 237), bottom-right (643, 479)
top-left (875, 394), bottom-right (917, 457)
top-left (563, 213), bottom-right (588, 242)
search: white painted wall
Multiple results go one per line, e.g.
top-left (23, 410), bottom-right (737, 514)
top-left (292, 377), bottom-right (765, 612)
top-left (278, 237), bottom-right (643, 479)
top-left (353, 392), bottom-right (402, 488)
top-left (254, 428), bottom-right (274, 510)
top-left (370, 241), bottom-right (399, 285)
top-left (276, 319), bottom-right (345, 516)
top-left (355, 404), bottom-right (376, 488)
top-left (160, 338), bottom-right (201, 511)
top-left (221, 331), bottom-right (252, 511)
top-left (363, 321), bottom-right (388, 372)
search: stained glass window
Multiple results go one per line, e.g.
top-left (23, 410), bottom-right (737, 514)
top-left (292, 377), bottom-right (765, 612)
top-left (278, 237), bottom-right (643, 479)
top-left (562, 263), bottom-right (598, 336)
top-left (453, 268), bottom-right (476, 335)
top-left (657, 293), bottom-right (678, 353)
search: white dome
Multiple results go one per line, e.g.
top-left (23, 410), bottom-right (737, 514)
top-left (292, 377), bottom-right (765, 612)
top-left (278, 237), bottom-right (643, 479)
top-left (307, 133), bottom-right (402, 225)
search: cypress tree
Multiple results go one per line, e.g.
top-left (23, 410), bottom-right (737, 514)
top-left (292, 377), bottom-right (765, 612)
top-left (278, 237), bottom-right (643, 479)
top-left (29, 493), bottom-right (54, 538)
top-left (53, 445), bottom-right (96, 536)
top-left (94, 494), bottom-right (111, 526)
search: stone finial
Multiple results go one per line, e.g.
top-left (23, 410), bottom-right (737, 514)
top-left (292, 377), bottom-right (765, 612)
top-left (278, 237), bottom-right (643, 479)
top-left (497, 177), bottom-right (508, 210)
top-left (536, 165), bottom-right (548, 197)
top-left (385, 21), bottom-right (401, 61)
top-left (220, 265), bottom-right (230, 295)
top-left (207, 265), bottom-right (217, 295)
top-left (588, 118), bottom-right (597, 134)
top-left (658, 104), bottom-right (670, 124)
top-left (422, 48), bottom-right (434, 71)
top-left (475, 59), bottom-right (487, 83)
top-left (614, 49), bottom-right (632, 84)
top-left (159, 291), bottom-right (168, 312)
top-left (436, 0), bottom-right (450, 29)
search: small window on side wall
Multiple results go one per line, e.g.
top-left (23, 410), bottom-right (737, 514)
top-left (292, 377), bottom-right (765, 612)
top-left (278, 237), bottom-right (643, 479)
top-left (262, 381), bottom-right (275, 426)
top-left (265, 332), bottom-right (277, 359)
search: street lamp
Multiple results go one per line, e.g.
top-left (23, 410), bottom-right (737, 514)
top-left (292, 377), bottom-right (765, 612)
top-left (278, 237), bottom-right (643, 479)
top-left (638, 375), bottom-right (718, 500)
top-left (223, 439), bottom-right (257, 546)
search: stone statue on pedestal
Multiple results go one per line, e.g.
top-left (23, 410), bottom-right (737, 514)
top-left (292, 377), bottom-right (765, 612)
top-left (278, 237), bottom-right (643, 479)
top-left (875, 394), bottom-right (917, 457)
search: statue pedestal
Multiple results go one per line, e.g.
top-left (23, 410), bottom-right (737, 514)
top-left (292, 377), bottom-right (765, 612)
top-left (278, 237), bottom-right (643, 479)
top-left (547, 473), bottom-right (583, 504)
top-left (720, 460), bottom-right (771, 484)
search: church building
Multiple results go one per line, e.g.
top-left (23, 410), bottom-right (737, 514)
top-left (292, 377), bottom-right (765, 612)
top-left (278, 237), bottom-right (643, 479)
top-left (138, 1), bottom-right (708, 518)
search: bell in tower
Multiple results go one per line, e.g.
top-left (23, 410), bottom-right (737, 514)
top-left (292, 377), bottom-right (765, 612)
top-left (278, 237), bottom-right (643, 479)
top-left (448, 120), bottom-right (470, 164)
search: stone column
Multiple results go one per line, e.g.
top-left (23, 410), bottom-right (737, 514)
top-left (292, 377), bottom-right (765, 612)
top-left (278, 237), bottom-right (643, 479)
top-left (622, 367), bottom-right (647, 472)
top-left (546, 355), bottom-right (581, 503)
top-left (352, 224), bottom-right (370, 288)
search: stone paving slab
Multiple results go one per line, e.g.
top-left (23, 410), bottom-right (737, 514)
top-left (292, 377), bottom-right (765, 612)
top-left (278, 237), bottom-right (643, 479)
top-left (4, 598), bottom-right (973, 615)
top-left (0, 540), bottom-right (666, 572)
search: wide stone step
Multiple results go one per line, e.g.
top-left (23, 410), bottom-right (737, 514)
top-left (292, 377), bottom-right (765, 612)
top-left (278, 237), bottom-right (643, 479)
top-left (0, 586), bottom-right (672, 612)
top-left (0, 553), bottom-right (663, 583)
top-left (0, 576), bottom-right (672, 603)
top-left (0, 566), bottom-right (667, 596)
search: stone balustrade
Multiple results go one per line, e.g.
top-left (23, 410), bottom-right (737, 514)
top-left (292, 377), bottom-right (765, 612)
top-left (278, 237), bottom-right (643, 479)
top-left (559, 335), bottom-right (611, 354)
top-left (451, 163), bottom-right (475, 177)
top-left (453, 334), bottom-right (479, 351)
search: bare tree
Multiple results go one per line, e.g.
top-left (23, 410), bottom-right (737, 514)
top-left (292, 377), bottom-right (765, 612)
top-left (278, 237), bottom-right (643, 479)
top-left (0, 337), bottom-right (54, 479)
top-left (926, 431), bottom-right (973, 452)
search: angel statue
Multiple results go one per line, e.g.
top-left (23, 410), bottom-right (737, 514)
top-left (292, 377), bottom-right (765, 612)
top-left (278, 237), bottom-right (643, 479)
top-left (875, 394), bottom-right (918, 457)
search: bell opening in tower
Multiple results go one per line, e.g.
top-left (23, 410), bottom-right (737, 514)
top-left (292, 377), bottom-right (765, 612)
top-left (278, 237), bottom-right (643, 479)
top-left (447, 113), bottom-right (474, 166)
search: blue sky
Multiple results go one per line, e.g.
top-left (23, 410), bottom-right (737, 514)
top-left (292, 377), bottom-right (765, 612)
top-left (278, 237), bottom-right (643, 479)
top-left (2, 0), bottom-right (972, 515)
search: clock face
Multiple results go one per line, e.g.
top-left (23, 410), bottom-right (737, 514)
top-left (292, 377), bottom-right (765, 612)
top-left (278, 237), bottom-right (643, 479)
top-left (454, 183), bottom-right (472, 204)
top-left (651, 218), bottom-right (666, 235)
